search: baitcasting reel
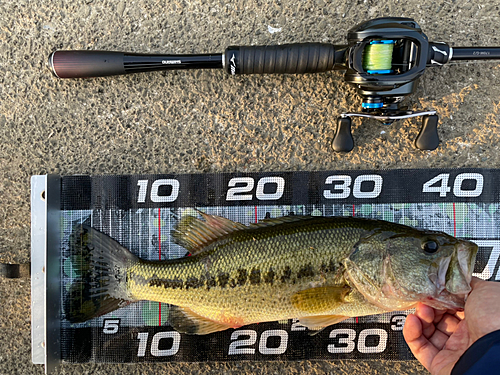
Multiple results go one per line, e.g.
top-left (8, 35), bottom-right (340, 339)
top-left (49, 17), bottom-right (500, 152)
top-left (333, 17), bottom-right (452, 152)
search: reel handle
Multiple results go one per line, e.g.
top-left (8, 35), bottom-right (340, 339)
top-left (224, 43), bottom-right (342, 75)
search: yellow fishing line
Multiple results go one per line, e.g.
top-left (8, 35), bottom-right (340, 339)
top-left (362, 42), bottom-right (394, 72)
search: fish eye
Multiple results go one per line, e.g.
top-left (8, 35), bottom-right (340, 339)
top-left (422, 240), bottom-right (439, 254)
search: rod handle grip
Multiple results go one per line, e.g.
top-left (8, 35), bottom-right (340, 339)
top-left (225, 43), bottom-right (336, 75)
top-left (49, 51), bottom-right (126, 78)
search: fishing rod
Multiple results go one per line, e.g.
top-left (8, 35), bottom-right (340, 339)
top-left (49, 17), bottom-right (500, 152)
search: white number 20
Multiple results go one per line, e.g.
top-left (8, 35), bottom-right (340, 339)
top-left (226, 177), bottom-right (285, 201)
top-left (228, 329), bottom-right (288, 355)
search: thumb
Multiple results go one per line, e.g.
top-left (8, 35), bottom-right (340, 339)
top-left (470, 277), bottom-right (485, 290)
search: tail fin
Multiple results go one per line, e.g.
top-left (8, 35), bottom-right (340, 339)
top-left (65, 224), bottom-right (140, 323)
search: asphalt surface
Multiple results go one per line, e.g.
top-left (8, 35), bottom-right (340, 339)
top-left (1, 0), bottom-right (500, 374)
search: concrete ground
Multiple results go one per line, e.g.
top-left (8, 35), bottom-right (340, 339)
top-left (1, 0), bottom-right (499, 373)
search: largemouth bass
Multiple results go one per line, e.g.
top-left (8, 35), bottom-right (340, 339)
top-left (66, 213), bottom-right (478, 335)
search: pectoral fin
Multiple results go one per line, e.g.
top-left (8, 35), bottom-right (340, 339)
top-left (169, 305), bottom-right (233, 335)
top-left (291, 285), bottom-right (351, 314)
top-left (297, 315), bottom-right (349, 332)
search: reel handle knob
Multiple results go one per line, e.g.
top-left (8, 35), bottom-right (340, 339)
top-left (332, 117), bottom-right (354, 152)
top-left (415, 114), bottom-right (440, 150)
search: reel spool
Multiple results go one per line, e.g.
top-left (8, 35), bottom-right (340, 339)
top-left (362, 40), bottom-right (394, 74)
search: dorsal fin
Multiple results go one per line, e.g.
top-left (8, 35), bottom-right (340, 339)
top-left (171, 211), bottom-right (246, 255)
top-left (171, 213), bottom-right (318, 255)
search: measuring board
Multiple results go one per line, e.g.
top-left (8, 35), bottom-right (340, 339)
top-left (31, 170), bottom-right (500, 374)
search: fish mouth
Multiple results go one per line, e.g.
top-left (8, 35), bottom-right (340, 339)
top-left (429, 241), bottom-right (478, 310)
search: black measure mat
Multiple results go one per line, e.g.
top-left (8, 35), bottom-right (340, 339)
top-left (57, 169), bottom-right (500, 363)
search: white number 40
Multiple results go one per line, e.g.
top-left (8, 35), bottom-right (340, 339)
top-left (422, 173), bottom-right (484, 198)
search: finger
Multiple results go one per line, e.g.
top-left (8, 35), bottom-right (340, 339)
top-left (428, 326), bottom-right (453, 350)
top-left (433, 309), bottom-right (448, 324)
top-left (436, 313), bottom-right (461, 337)
top-left (431, 306), bottom-right (457, 323)
top-left (403, 314), bottom-right (438, 371)
top-left (403, 313), bottom-right (424, 342)
top-left (415, 302), bottom-right (449, 324)
top-left (470, 277), bottom-right (485, 289)
top-left (415, 303), bottom-right (437, 338)
top-left (415, 303), bottom-right (435, 323)
top-left (429, 313), bottom-right (462, 350)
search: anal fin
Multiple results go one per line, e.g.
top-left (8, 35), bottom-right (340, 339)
top-left (169, 305), bottom-right (233, 335)
top-left (297, 315), bottom-right (349, 333)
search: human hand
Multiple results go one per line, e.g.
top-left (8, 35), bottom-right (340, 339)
top-left (403, 303), bottom-right (468, 375)
top-left (403, 278), bottom-right (500, 375)
top-left (461, 277), bottom-right (500, 343)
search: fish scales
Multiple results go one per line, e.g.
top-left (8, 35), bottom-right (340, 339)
top-left (127, 217), bottom-right (385, 325)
